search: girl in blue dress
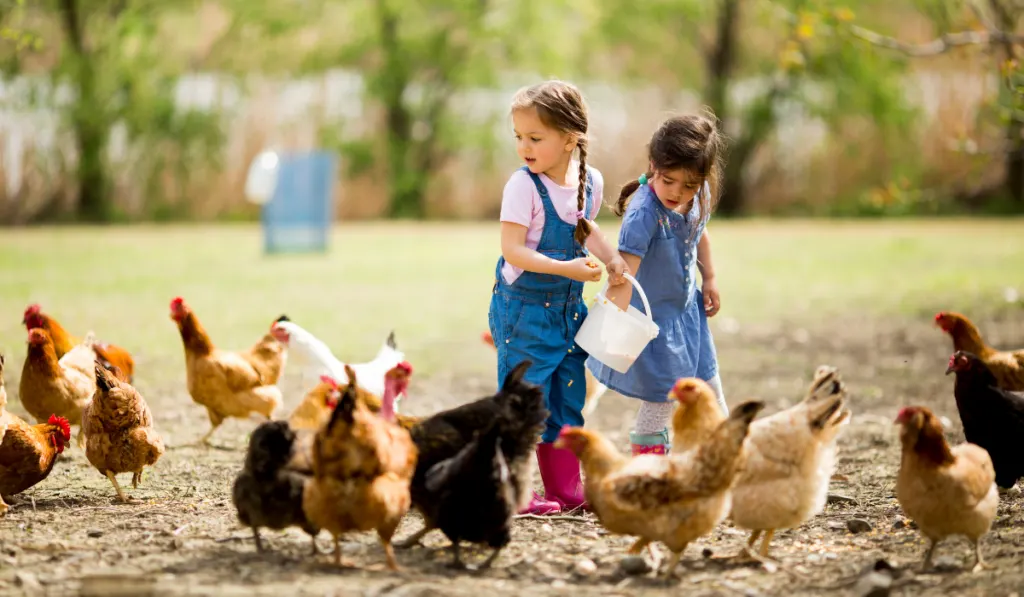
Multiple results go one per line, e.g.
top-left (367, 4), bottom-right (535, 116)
top-left (587, 112), bottom-right (728, 456)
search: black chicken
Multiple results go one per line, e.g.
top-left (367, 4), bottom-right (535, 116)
top-left (396, 360), bottom-right (548, 568)
top-left (947, 350), bottom-right (1024, 489)
top-left (232, 420), bottom-right (321, 553)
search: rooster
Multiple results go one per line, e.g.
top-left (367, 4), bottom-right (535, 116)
top-left (0, 414), bottom-right (72, 516)
top-left (170, 297), bottom-right (286, 444)
top-left (23, 304), bottom-right (134, 383)
top-left (935, 312), bottom-right (1023, 391)
top-left (272, 319), bottom-right (407, 411)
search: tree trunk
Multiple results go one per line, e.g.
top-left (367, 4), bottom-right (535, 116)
top-left (58, 0), bottom-right (111, 222)
top-left (704, 0), bottom-right (743, 215)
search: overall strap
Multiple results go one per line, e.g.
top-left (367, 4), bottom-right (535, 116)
top-left (520, 166), bottom-right (559, 220)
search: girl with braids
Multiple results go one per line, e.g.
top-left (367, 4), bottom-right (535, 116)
top-left (488, 80), bottom-right (627, 515)
top-left (587, 112), bottom-right (729, 457)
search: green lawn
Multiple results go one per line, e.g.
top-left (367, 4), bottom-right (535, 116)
top-left (1, 219), bottom-right (1021, 381)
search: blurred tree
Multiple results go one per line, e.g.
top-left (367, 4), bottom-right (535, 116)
top-left (1, 0), bottom-right (41, 54)
top-left (591, 0), bottom-right (914, 215)
top-left (0, 1), bottom-right (311, 222)
top-left (843, 0), bottom-right (1023, 208)
top-left (305, 0), bottom-right (558, 218)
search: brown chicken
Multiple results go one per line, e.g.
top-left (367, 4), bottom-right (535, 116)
top-left (83, 364), bottom-right (165, 502)
top-left (287, 376), bottom-right (340, 432)
top-left (23, 304), bottom-right (134, 383)
top-left (0, 414), bottom-right (72, 516)
top-left (895, 406), bottom-right (998, 572)
top-left (170, 297), bottom-right (287, 444)
top-left (0, 353), bottom-right (9, 448)
top-left (935, 311), bottom-right (1024, 391)
top-left (302, 365), bottom-right (417, 570)
top-left (554, 401), bottom-right (765, 576)
top-left (670, 378), bottom-right (727, 453)
top-left (19, 328), bottom-right (96, 439)
top-left (728, 366), bottom-right (850, 557)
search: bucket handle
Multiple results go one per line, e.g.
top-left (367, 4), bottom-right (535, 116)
top-left (602, 273), bottom-right (654, 325)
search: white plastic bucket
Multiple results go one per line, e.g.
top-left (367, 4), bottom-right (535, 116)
top-left (244, 150), bottom-right (280, 205)
top-left (574, 273), bottom-right (659, 373)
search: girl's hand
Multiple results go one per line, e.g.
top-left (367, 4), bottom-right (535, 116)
top-left (703, 277), bottom-right (721, 317)
top-left (604, 254), bottom-right (629, 286)
top-left (564, 257), bottom-right (603, 283)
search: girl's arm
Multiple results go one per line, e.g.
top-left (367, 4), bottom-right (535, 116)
top-left (585, 221), bottom-right (627, 285)
top-left (501, 223), bottom-right (601, 282)
top-left (604, 252), bottom-right (642, 311)
top-left (697, 230), bottom-right (721, 316)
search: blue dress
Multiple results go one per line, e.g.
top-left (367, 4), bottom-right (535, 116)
top-left (587, 183), bottom-right (719, 403)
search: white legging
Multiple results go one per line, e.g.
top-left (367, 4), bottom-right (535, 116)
top-left (634, 374), bottom-right (727, 435)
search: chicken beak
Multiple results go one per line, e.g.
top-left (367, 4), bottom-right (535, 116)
top-left (944, 364), bottom-right (954, 375)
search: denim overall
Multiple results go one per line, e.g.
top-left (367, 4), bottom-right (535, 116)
top-left (488, 166), bottom-right (593, 444)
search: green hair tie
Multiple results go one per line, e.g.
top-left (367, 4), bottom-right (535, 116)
top-left (638, 174), bottom-right (648, 185)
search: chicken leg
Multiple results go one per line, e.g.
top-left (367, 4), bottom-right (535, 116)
top-left (758, 529), bottom-right (775, 556)
top-left (921, 539), bottom-right (938, 571)
top-left (628, 537), bottom-right (651, 555)
top-left (379, 535), bottom-right (400, 571)
top-left (971, 538), bottom-right (992, 573)
top-left (132, 471), bottom-right (142, 488)
top-left (480, 546), bottom-right (503, 569)
top-left (252, 527), bottom-right (265, 552)
top-left (661, 545), bottom-right (687, 578)
top-left (448, 541), bottom-right (465, 569)
top-left (105, 470), bottom-right (129, 502)
top-left (395, 524), bottom-right (434, 549)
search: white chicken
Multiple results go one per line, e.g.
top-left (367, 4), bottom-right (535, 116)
top-left (271, 319), bottom-right (407, 411)
top-left (728, 366), bottom-right (851, 558)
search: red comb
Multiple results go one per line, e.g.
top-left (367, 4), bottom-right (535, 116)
top-left (24, 304), bottom-right (41, 317)
top-left (934, 312), bottom-right (945, 321)
top-left (170, 297), bottom-right (185, 308)
top-left (396, 361), bottom-right (413, 375)
top-left (319, 375), bottom-right (338, 389)
top-left (48, 414), bottom-right (71, 440)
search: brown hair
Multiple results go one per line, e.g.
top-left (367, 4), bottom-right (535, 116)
top-left (510, 81), bottom-right (591, 245)
top-left (614, 110), bottom-right (726, 226)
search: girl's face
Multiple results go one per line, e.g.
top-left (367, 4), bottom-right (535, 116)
top-left (512, 107), bottom-right (575, 182)
top-left (650, 167), bottom-right (703, 212)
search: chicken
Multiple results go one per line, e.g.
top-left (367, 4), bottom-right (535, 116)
top-left (554, 400), bottom-right (765, 576)
top-left (947, 351), bottom-right (1024, 489)
top-left (302, 365), bottom-right (417, 570)
top-left (170, 297), bottom-right (287, 444)
top-left (287, 376), bottom-right (340, 432)
top-left (19, 328), bottom-right (96, 437)
top-left (481, 330), bottom-right (607, 415)
top-left (895, 405), bottom-right (998, 572)
top-left (232, 420), bottom-right (321, 554)
top-left (82, 364), bottom-right (165, 502)
top-left (0, 353), bottom-right (10, 448)
top-left (273, 319), bottom-right (407, 411)
top-left (288, 365), bottom-right (415, 474)
top-left (670, 378), bottom-right (727, 454)
top-left (0, 414), bottom-right (72, 516)
top-left (416, 420), bottom-right (514, 569)
top-left (23, 303), bottom-right (134, 383)
top-left (935, 311), bottom-right (1024, 391)
top-left (398, 360), bottom-right (547, 567)
top-left (728, 366), bottom-right (850, 557)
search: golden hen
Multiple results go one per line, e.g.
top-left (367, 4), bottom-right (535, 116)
top-left (302, 365), bottom-right (417, 570)
top-left (19, 328), bottom-right (96, 442)
top-left (895, 406), bottom-right (998, 572)
top-left (83, 364), bottom-right (165, 502)
top-left (728, 366), bottom-right (850, 558)
top-left (554, 400), bottom-right (764, 576)
top-left (170, 297), bottom-right (286, 444)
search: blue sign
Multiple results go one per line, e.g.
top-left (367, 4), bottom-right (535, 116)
top-left (261, 151), bottom-right (337, 254)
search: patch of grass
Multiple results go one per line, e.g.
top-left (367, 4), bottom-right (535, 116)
top-left (0, 219), bottom-right (1021, 382)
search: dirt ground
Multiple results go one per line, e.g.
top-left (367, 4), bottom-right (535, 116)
top-left (2, 312), bottom-right (1023, 597)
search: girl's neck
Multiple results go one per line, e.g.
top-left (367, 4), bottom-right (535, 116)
top-left (542, 158), bottom-right (573, 187)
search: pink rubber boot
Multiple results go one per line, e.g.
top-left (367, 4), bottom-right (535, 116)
top-left (520, 491), bottom-right (561, 515)
top-left (538, 442), bottom-right (588, 510)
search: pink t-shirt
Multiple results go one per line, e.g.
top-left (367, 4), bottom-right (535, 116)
top-left (499, 162), bottom-right (604, 284)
